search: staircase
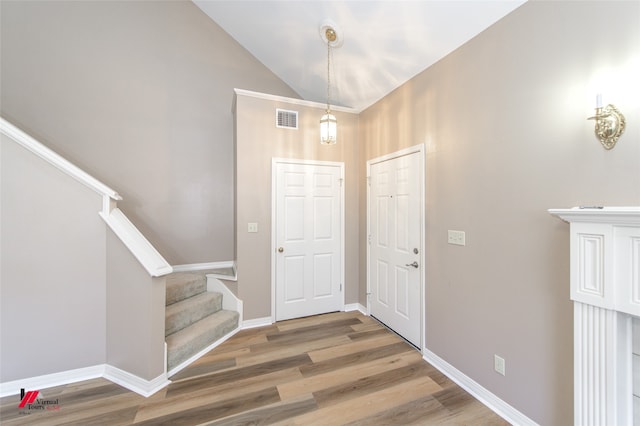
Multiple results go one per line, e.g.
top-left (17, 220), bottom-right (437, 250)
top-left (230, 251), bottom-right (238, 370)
top-left (165, 272), bottom-right (239, 374)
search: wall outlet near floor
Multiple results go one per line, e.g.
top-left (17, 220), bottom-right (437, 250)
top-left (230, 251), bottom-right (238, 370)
top-left (494, 354), bottom-right (506, 376)
top-left (248, 222), bottom-right (258, 233)
top-left (447, 230), bottom-right (466, 246)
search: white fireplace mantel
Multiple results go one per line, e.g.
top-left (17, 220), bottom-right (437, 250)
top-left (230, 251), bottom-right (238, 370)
top-left (549, 206), bottom-right (640, 426)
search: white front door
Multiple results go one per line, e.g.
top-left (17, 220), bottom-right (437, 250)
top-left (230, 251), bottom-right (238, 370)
top-left (368, 148), bottom-right (423, 348)
top-left (274, 160), bottom-right (343, 321)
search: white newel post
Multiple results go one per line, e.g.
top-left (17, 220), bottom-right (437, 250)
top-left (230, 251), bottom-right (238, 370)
top-left (549, 207), bottom-right (640, 426)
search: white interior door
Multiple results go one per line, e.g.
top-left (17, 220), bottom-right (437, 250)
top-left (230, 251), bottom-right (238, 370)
top-left (274, 161), bottom-right (343, 321)
top-left (368, 150), bottom-right (423, 348)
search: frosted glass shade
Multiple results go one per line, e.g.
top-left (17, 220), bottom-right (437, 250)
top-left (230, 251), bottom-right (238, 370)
top-left (320, 113), bottom-right (337, 145)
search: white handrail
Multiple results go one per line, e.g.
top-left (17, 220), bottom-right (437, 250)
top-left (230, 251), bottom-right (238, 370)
top-left (0, 117), bottom-right (122, 201)
top-left (2, 117), bottom-right (172, 277)
top-left (100, 208), bottom-right (173, 277)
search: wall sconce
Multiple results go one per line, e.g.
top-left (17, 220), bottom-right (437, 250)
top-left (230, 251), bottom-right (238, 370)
top-left (587, 94), bottom-right (626, 149)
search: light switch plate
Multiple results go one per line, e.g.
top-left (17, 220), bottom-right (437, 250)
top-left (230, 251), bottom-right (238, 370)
top-left (448, 230), bottom-right (466, 246)
top-left (494, 354), bottom-right (506, 376)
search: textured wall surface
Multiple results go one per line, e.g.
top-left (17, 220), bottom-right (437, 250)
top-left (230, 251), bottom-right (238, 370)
top-left (235, 93), bottom-right (359, 319)
top-left (0, 0), bottom-right (299, 264)
top-left (358, 1), bottom-right (639, 424)
top-left (0, 135), bottom-right (106, 382)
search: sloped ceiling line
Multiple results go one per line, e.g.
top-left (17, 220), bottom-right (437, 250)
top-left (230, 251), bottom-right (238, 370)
top-left (193, 0), bottom-right (527, 112)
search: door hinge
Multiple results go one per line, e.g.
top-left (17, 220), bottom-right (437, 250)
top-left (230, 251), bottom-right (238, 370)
top-left (367, 176), bottom-right (371, 186)
top-left (368, 234), bottom-right (372, 245)
top-left (340, 283), bottom-right (343, 292)
top-left (339, 178), bottom-right (343, 187)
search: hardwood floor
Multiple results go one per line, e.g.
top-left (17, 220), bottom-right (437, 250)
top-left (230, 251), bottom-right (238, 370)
top-left (0, 311), bottom-right (510, 425)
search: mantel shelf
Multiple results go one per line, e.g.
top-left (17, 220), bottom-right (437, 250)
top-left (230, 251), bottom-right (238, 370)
top-left (549, 206), bottom-right (640, 225)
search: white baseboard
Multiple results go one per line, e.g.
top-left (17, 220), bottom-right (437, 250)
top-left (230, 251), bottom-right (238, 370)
top-left (103, 365), bottom-right (170, 398)
top-left (0, 365), bottom-right (105, 398)
top-left (344, 303), bottom-right (367, 315)
top-left (422, 348), bottom-right (538, 426)
top-left (242, 307), bottom-right (366, 329)
top-left (166, 327), bottom-right (241, 378)
top-left (242, 316), bottom-right (273, 329)
top-left (242, 307), bottom-right (365, 329)
top-left (0, 364), bottom-right (170, 399)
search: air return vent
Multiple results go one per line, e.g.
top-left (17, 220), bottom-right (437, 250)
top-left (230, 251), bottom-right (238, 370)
top-left (276, 109), bottom-right (298, 129)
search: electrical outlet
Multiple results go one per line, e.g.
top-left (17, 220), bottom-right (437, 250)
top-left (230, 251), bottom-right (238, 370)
top-left (247, 223), bottom-right (258, 233)
top-left (447, 230), bottom-right (466, 246)
top-left (494, 354), bottom-right (506, 376)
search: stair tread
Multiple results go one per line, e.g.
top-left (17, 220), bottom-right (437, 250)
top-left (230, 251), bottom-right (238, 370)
top-left (166, 309), bottom-right (239, 371)
top-left (166, 309), bottom-right (238, 348)
top-left (166, 272), bottom-right (206, 305)
top-left (165, 292), bottom-right (223, 336)
top-left (166, 291), bottom-right (222, 316)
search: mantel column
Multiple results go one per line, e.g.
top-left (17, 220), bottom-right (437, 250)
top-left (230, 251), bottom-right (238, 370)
top-left (574, 302), bottom-right (632, 426)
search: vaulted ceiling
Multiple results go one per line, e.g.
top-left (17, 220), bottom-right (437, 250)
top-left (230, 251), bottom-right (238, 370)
top-left (194, 1), bottom-right (527, 112)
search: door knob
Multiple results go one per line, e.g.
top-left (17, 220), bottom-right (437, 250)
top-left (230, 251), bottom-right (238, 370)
top-left (405, 261), bottom-right (419, 268)
top-left (278, 247), bottom-right (284, 253)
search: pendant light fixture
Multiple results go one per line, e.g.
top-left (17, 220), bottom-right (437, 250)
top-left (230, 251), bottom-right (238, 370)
top-left (320, 23), bottom-right (339, 145)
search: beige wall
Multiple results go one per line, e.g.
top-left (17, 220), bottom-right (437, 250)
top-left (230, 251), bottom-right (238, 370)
top-left (235, 93), bottom-right (359, 319)
top-left (1, 132), bottom-right (169, 384)
top-left (106, 232), bottom-right (166, 380)
top-left (358, 1), bottom-right (640, 424)
top-left (0, 135), bottom-right (107, 382)
top-left (0, 0), bottom-right (299, 265)
top-left (3, 0), bottom-right (639, 422)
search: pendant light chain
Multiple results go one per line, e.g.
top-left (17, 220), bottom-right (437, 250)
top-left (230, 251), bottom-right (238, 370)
top-left (326, 38), bottom-right (331, 114)
top-left (320, 24), bottom-right (338, 145)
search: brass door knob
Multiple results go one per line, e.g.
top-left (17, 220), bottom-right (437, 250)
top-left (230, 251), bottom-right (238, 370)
top-left (278, 247), bottom-right (284, 253)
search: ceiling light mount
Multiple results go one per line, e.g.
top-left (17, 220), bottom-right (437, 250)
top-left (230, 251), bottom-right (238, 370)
top-left (325, 28), bottom-right (337, 43)
top-left (319, 19), bottom-right (343, 48)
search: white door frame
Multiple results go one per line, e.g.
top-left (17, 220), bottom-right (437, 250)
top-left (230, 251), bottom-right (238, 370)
top-left (366, 144), bottom-right (425, 350)
top-left (271, 158), bottom-right (346, 323)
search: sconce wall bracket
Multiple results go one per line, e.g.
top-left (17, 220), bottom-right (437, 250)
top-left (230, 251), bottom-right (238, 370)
top-left (588, 104), bottom-right (626, 150)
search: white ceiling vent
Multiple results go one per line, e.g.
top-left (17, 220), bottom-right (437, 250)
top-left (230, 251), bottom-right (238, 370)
top-left (276, 109), bottom-right (298, 129)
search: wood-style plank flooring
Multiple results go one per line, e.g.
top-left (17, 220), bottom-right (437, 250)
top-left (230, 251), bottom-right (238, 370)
top-left (0, 312), bottom-right (510, 425)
